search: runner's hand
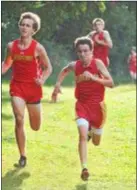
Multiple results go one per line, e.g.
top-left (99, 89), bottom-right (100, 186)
top-left (51, 85), bottom-right (62, 103)
top-left (83, 71), bottom-right (92, 80)
top-left (83, 71), bottom-right (98, 81)
top-left (94, 34), bottom-right (102, 44)
top-left (34, 77), bottom-right (45, 86)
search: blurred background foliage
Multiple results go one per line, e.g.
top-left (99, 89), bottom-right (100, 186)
top-left (1, 1), bottom-right (136, 85)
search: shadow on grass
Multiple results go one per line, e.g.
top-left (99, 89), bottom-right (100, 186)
top-left (2, 137), bottom-right (15, 144)
top-left (75, 183), bottom-right (88, 190)
top-left (42, 99), bottom-right (65, 104)
top-left (2, 113), bottom-right (13, 120)
top-left (2, 168), bottom-right (30, 190)
top-left (2, 97), bottom-right (10, 103)
top-left (2, 90), bottom-right (11, 103)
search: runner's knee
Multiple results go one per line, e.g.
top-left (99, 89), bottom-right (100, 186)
top-left (92, 139), bottom-right (100, 146)
top-left (76, 118), bottom-right (89, 141)
top-left (91, 127), bottom-right (103, 146)
top-left (79, 133), bottom-right (87, 141)
top-left (14, 114), bottom-right (24, 127)
top-left (31, 124), bottom-right (41, 131)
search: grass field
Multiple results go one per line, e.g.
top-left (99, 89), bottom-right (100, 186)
top-left (2, 82), bottom-right (136, 190)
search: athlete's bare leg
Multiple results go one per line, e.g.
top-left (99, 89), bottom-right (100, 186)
top-left (92, 133), bottom-right (102, 146)
top-left (88, 125), bottom-right (102, 145)
top-left (27, 103), bottom-right (41, 131)
top-left (78, 126), bottom-right (89, 180)
top-left (11, 96), bottom-right (26, 157)
top-left (78, 126), bottom-right (88, 167)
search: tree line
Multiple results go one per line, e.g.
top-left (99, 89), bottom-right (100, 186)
top-left (1, 1), bottom-right (136, 84)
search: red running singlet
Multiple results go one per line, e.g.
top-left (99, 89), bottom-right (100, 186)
top-left (74, 59), bottom-right (106, 128)
top-left (74, 59), bottom-right (105, 104)
top-left (129, 54), bottom-right (136, 73)
top-left (92, 32), bottom-right (109, 67)
top-left (11, 39), bottom-right (42, 83)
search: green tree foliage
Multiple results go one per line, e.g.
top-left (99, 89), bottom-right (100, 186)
top-left (1, 1), bottom-right (136, 84)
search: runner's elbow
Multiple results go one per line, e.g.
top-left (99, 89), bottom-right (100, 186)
top-left (109, 42), bottom-right (113, 48)
top-left (110, 80), bottom-right (115, 88)
top-left (48, 64), bottom-right (53, 74)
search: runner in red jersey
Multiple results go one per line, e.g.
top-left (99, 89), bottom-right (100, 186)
top-left (87, 18), bottom-right (113, 67)
top-left (51, 18), bottom-right (113, 103)
top-left (51, 37), bottom-right (114, 181)
top-left (2, 12), bottom-right (52, 167)
top-left (127, 46), bottom-right (136, 81)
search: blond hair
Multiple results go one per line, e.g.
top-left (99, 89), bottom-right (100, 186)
top-left (18, 12), bottom-right (41, 34)
top-left (92, 18), bottom-right (105, 27)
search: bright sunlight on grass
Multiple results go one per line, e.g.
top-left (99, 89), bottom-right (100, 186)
top-left (2, 83), bottom-right (136, 190)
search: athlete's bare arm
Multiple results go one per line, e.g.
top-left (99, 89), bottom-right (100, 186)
top-left (103, 30), bottom-right (113, 48)
top-left (94, 30), bottom-right (113, 48)
top-left (35, 43), bottom-right (52, 85)
top-left (55, 61), bottom-right (75, 87)
top-left (95, 59), bottom-right (114, 87)
top-left (51, 61), bottom-right (76, 102)
top-left (2, 42), bottom-right (13, 74)
top-left (127, 55), bottom-right (131, 65)
top-left (83, 59), bottom-right (114, 88)
top-left (86, 31), bottom-right (96, 38)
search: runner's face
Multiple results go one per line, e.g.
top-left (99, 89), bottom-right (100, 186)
top-left (77, 44), bottom-right (92, 62)
top-left (19, 18), bottom-right (35, 37)
top-left (94, 21), bottom-right (104, 32)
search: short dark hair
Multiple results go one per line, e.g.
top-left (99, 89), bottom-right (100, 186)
top-left (74, 36), bottom-right (93, 50)
top-left (18, 12), bottom-right (41, 33)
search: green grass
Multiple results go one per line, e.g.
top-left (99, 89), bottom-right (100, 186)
top-left (2, 82), bottom-right (136, 190)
